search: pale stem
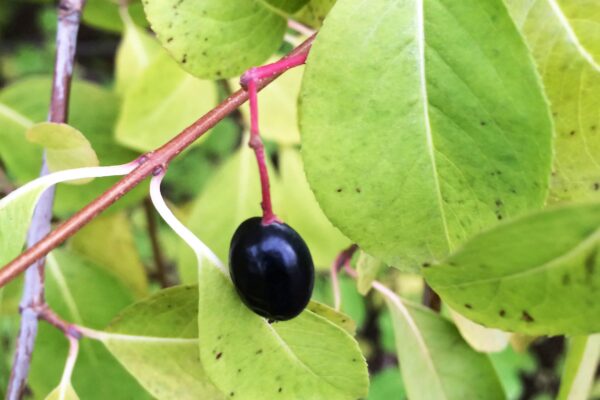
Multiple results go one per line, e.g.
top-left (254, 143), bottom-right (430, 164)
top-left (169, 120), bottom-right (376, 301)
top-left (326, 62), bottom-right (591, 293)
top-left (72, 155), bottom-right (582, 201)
top-left (0, 163), bottom-right (138, 208)
top-left (149, 171), bottom-right (225, 272)
top-left (330, 260), bottom-right (342, 311)
top-left (58, 336), bottom-right (79, 396)
top-left (287, 19), bottom-right (316, 37)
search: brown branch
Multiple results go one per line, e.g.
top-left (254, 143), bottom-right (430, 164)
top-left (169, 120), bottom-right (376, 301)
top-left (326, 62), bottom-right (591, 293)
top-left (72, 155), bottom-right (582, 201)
top-left (143, 197), bottom-right (171, 288)
top-left (7, 0), bottom-right (85, 398)
top-left (0, 35), bottom-right (316, 289)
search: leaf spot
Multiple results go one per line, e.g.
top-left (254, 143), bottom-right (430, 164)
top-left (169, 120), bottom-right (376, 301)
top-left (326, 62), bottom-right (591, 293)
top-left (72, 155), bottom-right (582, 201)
top-left (521, 311), bottom-right (534, 323)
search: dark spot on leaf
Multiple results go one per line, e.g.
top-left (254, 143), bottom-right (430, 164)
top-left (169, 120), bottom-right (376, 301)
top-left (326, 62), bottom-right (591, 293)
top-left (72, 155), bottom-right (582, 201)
top-left (480, 121), bottom-right (486, 126)
top-left (521, 311), bottom-right (534, 322)
top-left (422, 262), bottom-right (431, 268)
top-left (591, 125), bottom-right (597, 131)
top-left (499, 310), bottom-right (506, 317)
top-left (341, 319), bottom-right (347, 323)
top-left (465, 303), bottom-right (472, 309)
top-left (237, 368), bottom-right (242, 373)
top-left (167, 37), bottom-right (173, 43)
top-left (217, 335), bottom-right (222, 340)
top-left (562, 274), bottom-right (571, 285)
top-left (216, 352), bottom-right (223, 360)
top-left (278, 388), bottom-right (283, 393)
top-left (495, 199), bottom-right (503, 207)
top-left (355, 188), bottom-right (361, 193)
top-left (496, 213), bottom-right (503, 220)
top-left (256, 349), bottom-right (263, 355)
top-left (593, 182), bottom-right (600, 191)
top-left (569, 130), bottom-right (576, 136)
top-left (182, 54), bottom-right (187, 64)
top-left (230, 392), bottom-right (235, 397)
top-left (336, 188), bottom-right (343, 193)
top-left (352, 358), bottom-right (357, 362)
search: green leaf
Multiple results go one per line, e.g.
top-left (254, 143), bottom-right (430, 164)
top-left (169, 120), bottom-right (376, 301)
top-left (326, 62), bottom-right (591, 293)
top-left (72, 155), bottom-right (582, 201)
top-left (26, 122), bottom-right (99, 183)
top-left (45, 383), bottom-right (79, 400)
top-left (278, 147), bottom-right (350, 268)
top-left (178, 144), bottom-right (278, 283)
top-left (82, 0), bottom-right (147, 33)
top-left (383, 290), bottom-right (504, 399)
top-left (0, 179), bottom-right (52, 267)
top-left (368, 367), bottom-right (406, 400)
top-left (356, 250), bottom-right (382, 295)
top-left (489, 346), bottom-right (536, 400)
top-left (424, 203), bottom-right (600, 335)
top-left (306, 300), bottom-right (355, 335)
top-left (142, 0), bottom-right (287, 79)
top-left (237, 63), bottom-right (304, 145)
top-left (29, 250), bottom-right (150, 400)
top-left (299, 0), bottom-right (553, 270)
top-left (0, 77), bottom-right (144, 215)
top-left (557, 335), bottom-right (600, 400)
top-left (293, 0), bottom-right (336, 28)
top-left (197, 262), bottom-right (369, 399)
top-left (505, 0), bottom-right (600, 204)
top-left (115, 14), bottom-right (162, 95)
top-left (264, 0), bottom-right (309, 14)
top-left (70, 212), bottom-right (149, 298)
top-left (115, 52), bottom-right (218, 152)
top-left (103, 286), bottom-right (225, 399)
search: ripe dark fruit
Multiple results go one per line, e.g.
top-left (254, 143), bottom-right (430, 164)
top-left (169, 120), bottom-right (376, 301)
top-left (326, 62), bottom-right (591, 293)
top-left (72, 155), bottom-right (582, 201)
top-left (229, 217), bottom-right (315, 321)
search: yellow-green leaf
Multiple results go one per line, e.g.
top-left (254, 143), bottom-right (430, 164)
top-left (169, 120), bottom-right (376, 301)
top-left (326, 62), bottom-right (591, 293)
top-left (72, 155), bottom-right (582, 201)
top-left (116, 52), bottom-right (218, 152)
top-left (26, 122), bottom-right (99, 184)
top-left (505, 0), bottom-right (600, 203)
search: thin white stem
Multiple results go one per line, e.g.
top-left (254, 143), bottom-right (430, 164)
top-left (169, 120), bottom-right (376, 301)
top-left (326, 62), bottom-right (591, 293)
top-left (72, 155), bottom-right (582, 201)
top-left (58, 336), bottom-right (79, 398)
top-left (330, 262), bottom-right (342, 312)
top-left (75, 326), bottom-right (107, 341)
top-left (0, 162), bottom-right (137, 208)
top-left (76, 325), bottom-right (196, 344)
top-left (287, 19), bottom-right (316, 37)
top-left (149, 172), bottom-right (225, 272)
top-left (284, 33), bottom-right (303, 47)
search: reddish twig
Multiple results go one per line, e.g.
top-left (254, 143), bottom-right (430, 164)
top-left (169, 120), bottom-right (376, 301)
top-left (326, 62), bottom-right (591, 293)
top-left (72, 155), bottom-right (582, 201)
top-left (7, 0), bottom-right (85, 398)
top-left (240, 53), bottom-right (308, 225)
top-left (0, 35), bottom-right (316, 289)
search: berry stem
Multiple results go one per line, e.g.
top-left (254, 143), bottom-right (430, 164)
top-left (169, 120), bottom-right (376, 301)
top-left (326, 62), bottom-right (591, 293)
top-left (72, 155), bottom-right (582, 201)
top-left (241, 53), bottom-right (308, 225)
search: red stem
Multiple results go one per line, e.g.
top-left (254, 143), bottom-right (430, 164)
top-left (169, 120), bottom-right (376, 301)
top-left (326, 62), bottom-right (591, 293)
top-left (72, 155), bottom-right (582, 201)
top-left (241, 53), bottom-right (308, 225)
top-left (0, 35), bottom-right (316, 289)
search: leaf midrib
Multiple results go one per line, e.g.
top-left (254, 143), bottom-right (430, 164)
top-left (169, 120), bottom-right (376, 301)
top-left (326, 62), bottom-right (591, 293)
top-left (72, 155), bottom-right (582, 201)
top-left (546, 0), bottom-right (600, 72)
top-left (438, 226), bottom-right (600, 289)
top-left (0, 103), bottom-right (34, 128)
top-left (416, 0), bottom-right (452, 254)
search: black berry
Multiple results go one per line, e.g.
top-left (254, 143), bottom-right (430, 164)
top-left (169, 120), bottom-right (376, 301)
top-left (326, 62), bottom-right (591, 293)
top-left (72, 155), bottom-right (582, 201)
top-left (229, 217), bottom-right (315, 321)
